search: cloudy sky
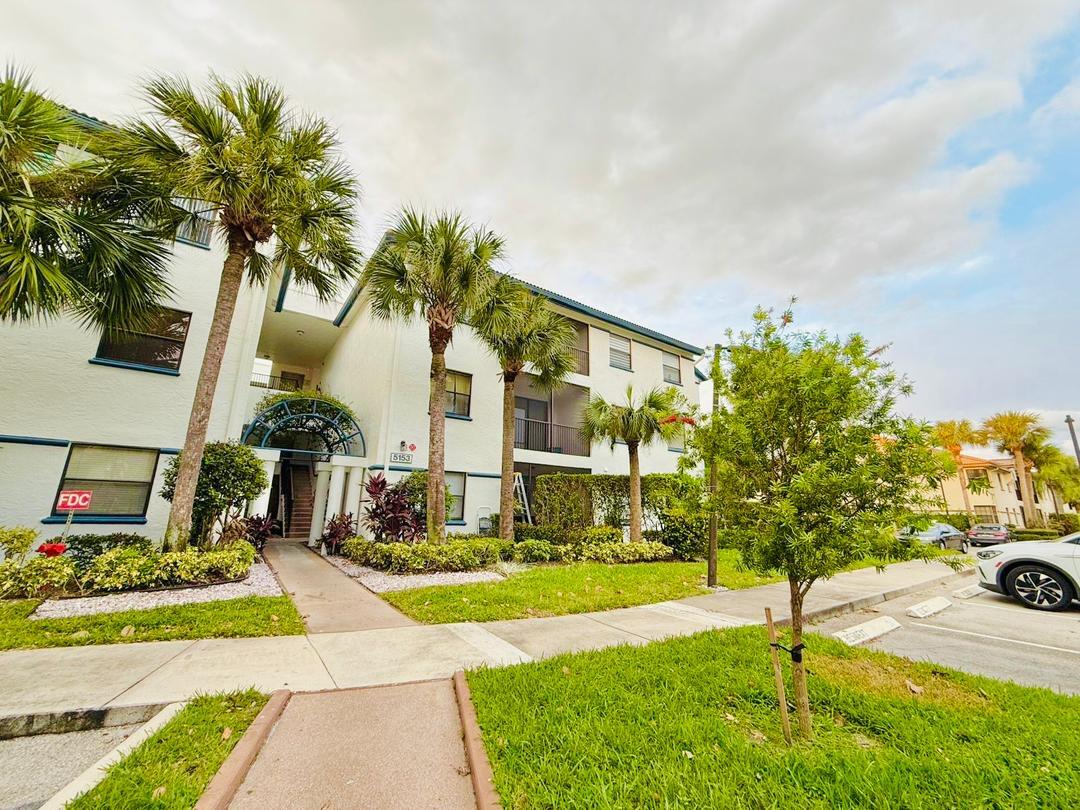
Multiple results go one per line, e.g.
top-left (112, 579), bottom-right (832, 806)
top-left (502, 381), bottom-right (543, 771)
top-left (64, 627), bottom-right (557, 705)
top-left (5, 1), bottom-right (1079, 451)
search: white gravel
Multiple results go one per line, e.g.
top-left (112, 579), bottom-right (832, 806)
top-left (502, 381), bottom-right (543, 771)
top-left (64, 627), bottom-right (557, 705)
top-left (323, 554), bottom-right (503, 592)
top-left (30, 561), bottom-right (282, 620)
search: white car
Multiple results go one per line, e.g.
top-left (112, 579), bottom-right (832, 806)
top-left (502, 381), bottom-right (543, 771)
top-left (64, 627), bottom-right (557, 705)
top-left (976, 531), bottom-right (1080, 611)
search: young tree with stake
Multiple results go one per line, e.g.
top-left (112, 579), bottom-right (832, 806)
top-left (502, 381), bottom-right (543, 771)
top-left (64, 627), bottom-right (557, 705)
top-left (688, 306), bottom-right (948, 738)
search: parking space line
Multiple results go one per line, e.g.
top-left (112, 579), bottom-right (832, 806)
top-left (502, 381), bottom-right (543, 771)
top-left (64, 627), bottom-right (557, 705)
top-left (909, 623), bottom-right (1080, 655)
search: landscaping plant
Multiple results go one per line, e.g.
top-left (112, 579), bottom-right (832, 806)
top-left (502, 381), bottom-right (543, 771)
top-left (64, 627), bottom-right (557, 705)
top-left (241, 514), bottom-right (275, 553)
top-left (686, 305), bottom-right (948, 738)
top-left (65, 533), bottom-right (154, 572)
top-left (321, 513), bottom-right (355, 555)
top-left (160, 442), bottom-right (268, 546)
top-left (0, 526), bottom-right (77, 598)
top-left (933, 420), bottom-right (985, 519)
top-left (361, 209), bottom-right (506, 542)
top-left (981, 411), bottom-right (1051, 528)
top-left (106, 75), bottom-right (361, 550)
top-left (363, 473), bottom-right (424, 542)
top-left (473, 276), bottom-right (578, 540)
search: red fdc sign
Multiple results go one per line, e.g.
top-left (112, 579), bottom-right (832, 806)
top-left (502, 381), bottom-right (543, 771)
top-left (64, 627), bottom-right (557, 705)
top-left (57, 490), bottom-right (93, 511)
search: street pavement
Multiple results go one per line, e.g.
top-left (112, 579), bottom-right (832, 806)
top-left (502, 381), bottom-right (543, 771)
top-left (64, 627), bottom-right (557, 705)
top-left (812, 579), bottom-right (1080, 695)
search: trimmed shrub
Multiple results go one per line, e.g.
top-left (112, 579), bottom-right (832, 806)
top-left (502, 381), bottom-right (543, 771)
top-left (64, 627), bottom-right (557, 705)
top-left (513, 523), bottom-right (566, 544)
top-left (576, 542), bottom-right (674, 564)
top-left (342, 536), bottom-right (512, 574)
top-left (0, 526), bottom-right (39, 562)
top-left (65, 533), bottom-right (154, 573)
top-left (652, 509), bottom-right (708, 561)
top-left (576, 526), bottom-right (623, 546)
top-left (81, 543), bottom-right (255, 592)
top-left (1050, 513), bottom-right (1079, 535)
top-left (513, 540), bottom-right (571, 563)
top-left (1014, 528), bottom-right (1061, 542)
top-left (0, 555), bottom-right (77, 598)
top-left (533, 472), bottom-right (704, 532)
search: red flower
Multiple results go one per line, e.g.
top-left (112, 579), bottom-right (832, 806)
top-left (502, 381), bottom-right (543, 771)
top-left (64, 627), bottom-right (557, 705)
top-left (661, 414), bottom-right (697, 427)
top-left (37, 543), bottom-right (67, 558)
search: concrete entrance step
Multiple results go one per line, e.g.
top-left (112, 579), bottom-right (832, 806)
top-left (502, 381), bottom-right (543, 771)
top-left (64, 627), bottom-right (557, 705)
top-left (229, 682), bottom-right (476, 810)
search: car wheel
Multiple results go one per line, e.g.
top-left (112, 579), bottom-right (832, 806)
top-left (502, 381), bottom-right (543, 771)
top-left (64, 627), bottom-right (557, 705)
top-left (960, 538), bottom-right (969, 553)
top-left (1005, 565), bottom-right (1075, 611)
top-left (938, 539), bottom-right (947, 551)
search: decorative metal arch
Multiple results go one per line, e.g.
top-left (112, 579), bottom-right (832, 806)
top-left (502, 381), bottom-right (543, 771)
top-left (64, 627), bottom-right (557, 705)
top-left (242, 397), bottom-right (366, 457)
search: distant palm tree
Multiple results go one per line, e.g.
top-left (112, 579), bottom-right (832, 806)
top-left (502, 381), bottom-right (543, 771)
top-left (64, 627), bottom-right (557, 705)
top-left (982, 411), bottom-right (1051, 528)
top-left (362, 209), bottom-right (504, 542)
top-left (933, 420), bottom-right (984, 518)
top-left (582, 385), bottom-right (685, 542)
top-left (110, 75), bottom-right (361, 549)
top-left (0, 69), bottom-right (174, 328)
top-left (474, 279), bottom-right (577, 539)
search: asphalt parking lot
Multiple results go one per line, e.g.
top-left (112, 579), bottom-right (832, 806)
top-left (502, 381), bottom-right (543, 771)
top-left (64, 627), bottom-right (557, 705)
top-left (812, 577), bottom-right (1080, 695)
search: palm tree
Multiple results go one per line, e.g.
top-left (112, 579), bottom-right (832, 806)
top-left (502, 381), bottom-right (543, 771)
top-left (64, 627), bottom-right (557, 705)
top-left (582, 385), bottom-right (684, 542)
top-left (982, 411), bottom-right (1051, 528)
top-left (0, 69), bottom-right (174, 329)
top-left (474, 279), bottom-right (577, 540)
top-left (110, 75), bottom-right (361, 549)
top-left (933, 420), bottom-right (984, 518)
top-left (361, 209), bottom-right (504, 542)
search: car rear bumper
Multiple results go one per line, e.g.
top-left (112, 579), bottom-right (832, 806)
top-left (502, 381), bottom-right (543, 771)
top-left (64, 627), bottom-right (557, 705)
top-left (978, 581), bottom-right (1004, 594)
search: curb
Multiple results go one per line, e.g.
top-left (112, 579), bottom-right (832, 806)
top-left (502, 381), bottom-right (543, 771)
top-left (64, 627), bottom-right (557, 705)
top-left (195, 689), bottom-right (292, 810)
top-left (795, 568), bottom-right (974, 627)
top-left (0, 701), bottom-right (169, 741)
top-left (452, 671), bottom-right (502, 810)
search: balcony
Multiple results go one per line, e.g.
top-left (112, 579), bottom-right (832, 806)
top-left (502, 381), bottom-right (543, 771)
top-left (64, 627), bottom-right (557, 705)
top-left (250, 373), bottom-right (305, 392)
top-left (515, 418), bottom-right (588, 456)
top-left (570, 346), bottom-right (589, 375)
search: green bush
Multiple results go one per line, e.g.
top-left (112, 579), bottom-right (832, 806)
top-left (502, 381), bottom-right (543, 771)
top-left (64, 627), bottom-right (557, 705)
top-left (926, 513), bottom-right (972, 531)
top-left (65, 533), bottom-right (154, 573)
top-left (0, 555), bottom-right (77, 598)
top-left (81, 543), bottom-right (255, 593)
top-left (533, 473), bottom-right (701, 531)
top-left (342, 536), bottom-right (512, 574)
top-left (1050, 513), bottom-right (1079, 535)
top-left (0, 526), bottom-right (39, 563)
top-left (512, 540), bottom-right (570, 563)
top-left (513, 523), bottom-right (566, 544)
top-left (1014, 528), bottom-right (1061, 542)
top-left (575, 526), bottom-right (623, 546)
top-left (652, 508), bottom-right (708, 560)
top-left (576, 542), bottom-right (674, 564)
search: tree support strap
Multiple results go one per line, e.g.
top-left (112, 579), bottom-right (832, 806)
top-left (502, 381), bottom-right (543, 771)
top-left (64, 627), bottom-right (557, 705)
top-left (770, 641), bottom-right (805, 664)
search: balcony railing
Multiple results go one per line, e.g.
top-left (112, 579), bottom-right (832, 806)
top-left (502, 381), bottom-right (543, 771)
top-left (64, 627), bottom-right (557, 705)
top-left (570, 346), bottom-right (589, 375)
top-left (249, 373), bottom-right (305, 392)
top-left (515, 418), bottom-right (588, 456)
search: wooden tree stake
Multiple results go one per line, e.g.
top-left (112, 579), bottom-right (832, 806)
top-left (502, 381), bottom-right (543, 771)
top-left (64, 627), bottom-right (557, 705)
top-left (765, 607), bottom-right (793, 745)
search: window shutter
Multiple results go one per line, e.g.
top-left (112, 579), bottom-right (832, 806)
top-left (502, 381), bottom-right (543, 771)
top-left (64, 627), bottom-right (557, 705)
top-left (609, 334), bottom-right (632, 370)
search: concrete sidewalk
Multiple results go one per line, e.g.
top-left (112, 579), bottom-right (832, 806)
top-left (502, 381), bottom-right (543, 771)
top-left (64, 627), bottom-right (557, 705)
top-left (0, 559), bottom-right (967, 719)
top-left (262, 541), bottom-right (415, 633)
top-left (230, 682), bottom-right (475, 810)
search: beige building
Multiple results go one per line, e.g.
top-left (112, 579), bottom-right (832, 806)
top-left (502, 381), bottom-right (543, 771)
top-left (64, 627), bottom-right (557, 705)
top-left (934, 453), bottom-right (1074, 528)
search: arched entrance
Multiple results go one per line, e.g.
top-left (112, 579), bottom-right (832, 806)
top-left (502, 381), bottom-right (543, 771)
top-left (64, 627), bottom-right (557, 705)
top-left (243, 397), bottom-right (367, 542)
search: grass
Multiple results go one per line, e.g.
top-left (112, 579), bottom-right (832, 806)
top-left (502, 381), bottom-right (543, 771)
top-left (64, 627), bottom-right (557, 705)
top-left (68, 690), bottom-right (267, 809)
top-left (0, 596), bottom-right (304, 650)
top-left (467, 626), bottom-right (1080, 808)
top-left (382, 551), bottom-right (780, 623)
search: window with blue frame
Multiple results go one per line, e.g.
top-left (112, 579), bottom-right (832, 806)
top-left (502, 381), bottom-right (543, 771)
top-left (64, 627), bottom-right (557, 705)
top-left (95, 308), bottom-right (191, 372)
top-left (52, 444), bottom-right (159, 517)
top-left (445, 371), bottom-right (472, 417)
top-left (446, 471), bottom-right (466, 521)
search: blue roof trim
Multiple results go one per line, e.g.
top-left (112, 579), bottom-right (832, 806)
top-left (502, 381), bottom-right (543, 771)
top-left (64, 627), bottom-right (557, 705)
top-left (519, 281), bottom-right (703, 356)
top-left (333, 283), bottom-right (362, 326)
top-left (694, 366), bottom-right (708, 382)
top-left (0, 434), bottom-right (69, 448)
top-left (274, 266), bottom-right (292, 313)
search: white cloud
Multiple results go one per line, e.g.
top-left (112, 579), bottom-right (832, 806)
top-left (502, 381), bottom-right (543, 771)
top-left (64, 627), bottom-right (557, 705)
top-left (1033, 78), bottom-right (1080, 129)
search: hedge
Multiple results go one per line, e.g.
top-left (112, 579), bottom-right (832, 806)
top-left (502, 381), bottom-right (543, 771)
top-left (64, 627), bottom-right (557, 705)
top-left (1013, 528), bottom-right (1061, 542)
top-left (81, 543), bottom-right (255, 592)
top-left (342, 536), bottom-right (513, 574)
top-left (532, 473), bottom-right (702, 531)
top-left (65, 533), bottom-right (155, 573)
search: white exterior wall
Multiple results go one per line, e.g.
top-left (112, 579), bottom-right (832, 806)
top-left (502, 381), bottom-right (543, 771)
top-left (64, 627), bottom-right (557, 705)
top-left (934, 461), bottom-right (1074, 528)
top-left (0, 239), bottom-right (267, 540)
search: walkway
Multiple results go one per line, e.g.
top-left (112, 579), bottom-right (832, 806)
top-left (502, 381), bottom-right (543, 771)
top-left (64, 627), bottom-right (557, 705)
top-left (0, 559), bottom-right (967, 719)
top-left (230, 681), bottom-right (475, 810)
top-left (262, 540), bottom-right (415, 633)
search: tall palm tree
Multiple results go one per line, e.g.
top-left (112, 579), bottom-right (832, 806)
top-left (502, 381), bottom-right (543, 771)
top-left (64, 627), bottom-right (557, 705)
top-left (110, 75), bottom-right (361, 549)
top-left (933, 420), bottom-right (984, 518)
top-left (582, 385), bottom-right (684, 542)
top-left (0, 69), bottom-right (174, 329)
top-left (361, 209), bottom-right (504, 542)
top-left (474, 279), bottom-right (577, 540)
top-left (982, 411), bottom-right (1051, 528)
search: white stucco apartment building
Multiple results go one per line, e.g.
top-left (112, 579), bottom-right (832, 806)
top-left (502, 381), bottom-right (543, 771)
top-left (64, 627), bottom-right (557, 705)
top-left (934, 453), bottom-right (1074, 528)
top-left (0, 217), bottom-right (703, 542)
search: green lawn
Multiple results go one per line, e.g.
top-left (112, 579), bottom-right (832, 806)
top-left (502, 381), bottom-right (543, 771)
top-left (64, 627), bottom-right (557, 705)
top-left (467, 626), bottom-right (1080, 808)
top-left (0, 596), bottom-right (304, 650)
top-left (382, 551), bottom-right (780, 623)
top-left (68, 690), bottom-right (267, 809)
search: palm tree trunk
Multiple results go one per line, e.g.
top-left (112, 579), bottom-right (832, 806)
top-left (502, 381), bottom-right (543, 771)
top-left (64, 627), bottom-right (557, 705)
top-left (1013, 448), bottom-right (1041, 528)
top-left (499, 372), bottom-right (517, 540)
top-left (954, 452), bottom-right (973, 517)
top-left (788, 577), bottom-right (812, 739)
top-left (628, 441), bottom-right (642, 543)
top-left (164, 232), bottom-right (251, 550)
top-left (427, 347), bottom-right (448, 543)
